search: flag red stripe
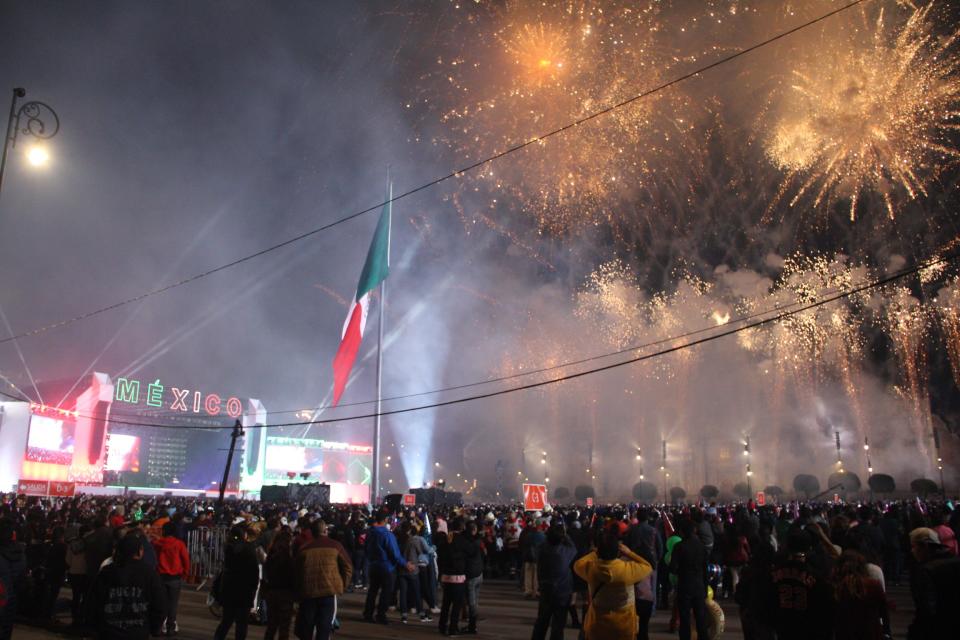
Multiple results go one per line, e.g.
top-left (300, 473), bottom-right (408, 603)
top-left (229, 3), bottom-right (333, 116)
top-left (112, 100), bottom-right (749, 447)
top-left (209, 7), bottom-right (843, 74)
top-left (332, 302), bottom-right (364, 406)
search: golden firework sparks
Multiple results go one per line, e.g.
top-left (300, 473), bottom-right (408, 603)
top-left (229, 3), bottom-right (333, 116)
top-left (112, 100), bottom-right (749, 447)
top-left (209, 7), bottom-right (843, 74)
top-left (424, 0), bottom-right (701, 239)
top-left (766, 2), bottom-right (960, 221)
top-left (935, 276), bottom-right (960, 389)
top-left (883, 285), bottom-right (932, 457)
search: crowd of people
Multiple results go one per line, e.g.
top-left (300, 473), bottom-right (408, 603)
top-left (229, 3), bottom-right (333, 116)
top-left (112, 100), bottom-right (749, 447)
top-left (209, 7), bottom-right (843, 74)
top-left (0, 492), bottom-right (958, 639)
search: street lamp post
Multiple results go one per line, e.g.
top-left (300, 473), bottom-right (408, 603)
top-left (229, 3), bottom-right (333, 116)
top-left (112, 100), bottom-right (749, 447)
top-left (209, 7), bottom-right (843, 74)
top-left (934, 428), bottom-right (945, 497)
top-left (0, 87), bottom-right (60, 200)
top-left (661, 439), bottom-right (667, 503)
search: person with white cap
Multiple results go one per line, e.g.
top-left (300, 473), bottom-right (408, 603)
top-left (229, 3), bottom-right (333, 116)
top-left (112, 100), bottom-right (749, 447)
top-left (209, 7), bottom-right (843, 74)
top-left (907, 526), bottom-right (960, 640)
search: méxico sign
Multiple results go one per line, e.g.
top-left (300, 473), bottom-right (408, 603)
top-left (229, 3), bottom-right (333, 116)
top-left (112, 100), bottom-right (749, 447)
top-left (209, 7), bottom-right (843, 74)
top-left (113, 377), bottom-right (244, 418)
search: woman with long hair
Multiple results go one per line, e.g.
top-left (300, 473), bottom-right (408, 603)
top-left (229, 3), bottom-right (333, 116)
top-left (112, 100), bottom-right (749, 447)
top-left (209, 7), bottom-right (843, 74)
top-left (262, 528), bottom-right (294, 640)
top-left (833, 550), bottom-right (887, 640)
top-left (397, 521), bottom-right (431, 623)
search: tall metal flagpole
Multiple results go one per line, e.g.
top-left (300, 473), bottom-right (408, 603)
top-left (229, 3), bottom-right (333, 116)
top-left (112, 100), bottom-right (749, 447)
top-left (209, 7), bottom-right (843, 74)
top-left (371, 180), bottom-right (392, 506)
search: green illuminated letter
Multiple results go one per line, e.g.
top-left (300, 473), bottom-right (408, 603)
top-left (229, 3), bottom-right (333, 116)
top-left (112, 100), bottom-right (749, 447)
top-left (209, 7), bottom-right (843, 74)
top-left (146, 379), bottom-right (164, 407)
top-left (115, 378), bottom-right (140, 403)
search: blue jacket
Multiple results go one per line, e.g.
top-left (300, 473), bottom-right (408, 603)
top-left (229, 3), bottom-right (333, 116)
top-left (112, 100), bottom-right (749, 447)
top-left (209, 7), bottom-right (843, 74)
top-left (364, 525), bottom-right (405, 573)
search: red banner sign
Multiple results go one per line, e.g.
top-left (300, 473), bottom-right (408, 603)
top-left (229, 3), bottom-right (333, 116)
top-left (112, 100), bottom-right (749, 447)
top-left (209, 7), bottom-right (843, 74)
top-left (17, 480), bottom-right (49, 496)
top-left (402, 493), bottom-right (416, 507)
top-left (522, 483), bottom-right (547, 511)
top-left (755, 491), bottom-right (765, 506)
top-left (49, 482), bottom-right (77, 497)
top-left (585, 497), bottom-right (594, 507)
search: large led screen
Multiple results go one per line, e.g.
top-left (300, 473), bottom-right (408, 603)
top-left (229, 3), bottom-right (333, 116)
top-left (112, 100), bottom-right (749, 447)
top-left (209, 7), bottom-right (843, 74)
top-left (105, 434), bottom-right (141, 472)
top-left (264, 436), bottom-right (371, 488)
top-left (26, 415), bottom-right (75, 465)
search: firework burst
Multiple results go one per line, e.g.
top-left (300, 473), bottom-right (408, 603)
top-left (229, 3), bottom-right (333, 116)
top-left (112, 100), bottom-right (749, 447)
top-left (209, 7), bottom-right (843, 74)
top-left (575, 260), bottom-right (715, 381)
top-left (766, 2), bottom-right (960, 221)
top-left (738, 255), bottom-right (867, 386)
top-left (421, 0), bottom-right (704, 239)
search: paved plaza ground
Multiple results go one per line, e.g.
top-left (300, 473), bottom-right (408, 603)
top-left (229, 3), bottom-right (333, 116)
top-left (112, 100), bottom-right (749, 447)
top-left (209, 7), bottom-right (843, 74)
top-left (13, 578), bottom-right (916, 639)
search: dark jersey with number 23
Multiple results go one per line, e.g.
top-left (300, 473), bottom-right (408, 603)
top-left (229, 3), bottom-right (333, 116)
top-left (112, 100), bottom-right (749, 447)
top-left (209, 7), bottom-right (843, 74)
top-left (768, 556), bottom-right (834, 640)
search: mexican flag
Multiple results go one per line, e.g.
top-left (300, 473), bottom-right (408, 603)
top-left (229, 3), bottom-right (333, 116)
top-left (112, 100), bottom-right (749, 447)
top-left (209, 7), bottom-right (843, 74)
top-left (331, 189), bottom-right (391, 406)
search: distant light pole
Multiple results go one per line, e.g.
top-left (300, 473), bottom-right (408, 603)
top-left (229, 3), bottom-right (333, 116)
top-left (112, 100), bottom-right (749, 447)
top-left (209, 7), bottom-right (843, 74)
top-left (744, 436), bottom-right (753, 495)
top-left (661, 439), bottom-right (667, 503)
top-left (0, 87), bottom-right (60, 201)
top-left (934, 428), bottom-right (945, 496)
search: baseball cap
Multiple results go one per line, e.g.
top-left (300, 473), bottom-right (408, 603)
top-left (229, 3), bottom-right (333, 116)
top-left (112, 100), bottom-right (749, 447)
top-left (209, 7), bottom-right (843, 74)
top-left (909, 527), bottom-right (942, 547)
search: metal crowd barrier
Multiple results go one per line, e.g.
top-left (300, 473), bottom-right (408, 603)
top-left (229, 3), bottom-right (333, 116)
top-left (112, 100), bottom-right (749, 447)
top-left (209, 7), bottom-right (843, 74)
top-left (186, 526), bottom-right (229, 586)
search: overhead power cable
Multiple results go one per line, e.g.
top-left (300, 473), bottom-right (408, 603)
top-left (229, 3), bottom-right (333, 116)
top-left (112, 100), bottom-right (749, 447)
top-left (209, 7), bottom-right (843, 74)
top-left (0, 0), bottom-right (869, 346)
top-left (91, 272), bottom-right (882, 421)
top-left (32, 249), bottom-right (953, 431)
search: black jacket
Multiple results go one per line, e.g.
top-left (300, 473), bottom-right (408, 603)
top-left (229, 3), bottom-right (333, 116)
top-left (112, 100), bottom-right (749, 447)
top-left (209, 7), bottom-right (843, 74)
top-left (84, 527), bottom-right (114, 578)
top-left (89, 559), bottom-right (165, 640)
top-left (908, 550), bottom-right (960, 640)
top-left (220, 540), bottom-right (260, 607)
top-left (263, 548), bottom-right (295, 591)
top-left (536, 537), bottom-right (577, 604)
top-left (464, 536), bottom-right (485, 579)
top-left (669, 534), bottom-right (708, 597)
top-left (436, 532), bottom-right (478, 577)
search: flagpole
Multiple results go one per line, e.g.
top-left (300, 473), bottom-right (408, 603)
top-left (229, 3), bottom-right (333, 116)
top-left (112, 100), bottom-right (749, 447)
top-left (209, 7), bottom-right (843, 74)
top-left (371, 179), bottom-right (392, 506)
top-left (371, 282), bottom-right (384, 505)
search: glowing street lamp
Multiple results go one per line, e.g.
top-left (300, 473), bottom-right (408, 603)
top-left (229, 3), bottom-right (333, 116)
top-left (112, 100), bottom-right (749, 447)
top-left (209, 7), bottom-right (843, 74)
top-left (26, 145), bottom-right (49, 167)
top-left (1, 88), bottom-right (60, 200)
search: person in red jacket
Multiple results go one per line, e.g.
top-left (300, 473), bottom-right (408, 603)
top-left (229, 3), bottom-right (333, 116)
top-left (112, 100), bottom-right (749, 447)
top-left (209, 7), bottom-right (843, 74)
top-left (152, 521), bottom-right (190, 636)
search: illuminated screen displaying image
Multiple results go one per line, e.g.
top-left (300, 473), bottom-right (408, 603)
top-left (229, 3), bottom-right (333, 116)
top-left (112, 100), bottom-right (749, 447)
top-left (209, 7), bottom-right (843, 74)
top-left (264, 436), bottom-right (371, 486)
top-left (26, 415), bottom-right (76, 465)
top-left (105, 434), bottom-right (141, 472)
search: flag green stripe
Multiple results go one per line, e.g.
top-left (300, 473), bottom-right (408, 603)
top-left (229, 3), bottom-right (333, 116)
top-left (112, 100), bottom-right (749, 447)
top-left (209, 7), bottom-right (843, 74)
top-left (355, 198), bottom-right (390, 300)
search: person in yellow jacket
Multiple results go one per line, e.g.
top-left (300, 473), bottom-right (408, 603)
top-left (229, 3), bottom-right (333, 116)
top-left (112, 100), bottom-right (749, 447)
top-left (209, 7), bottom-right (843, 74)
top-left (573, 532), bottom-right (653, 639)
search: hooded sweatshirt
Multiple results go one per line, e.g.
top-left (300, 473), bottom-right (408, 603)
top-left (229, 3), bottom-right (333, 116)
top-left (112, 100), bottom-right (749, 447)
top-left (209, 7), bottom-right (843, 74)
top-left (573, 548), bottom-right (652, 640)
top-left (152, 536), bottom-right (190, 578)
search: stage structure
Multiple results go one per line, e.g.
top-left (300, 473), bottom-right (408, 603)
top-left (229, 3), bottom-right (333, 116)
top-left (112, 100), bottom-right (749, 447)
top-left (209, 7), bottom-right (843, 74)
top-left (240, 399), bottom-right (267, 493)
top-left (0, 372), bottom-right (373, 501)
top-left (0, 372), bottom-right (262, 494)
